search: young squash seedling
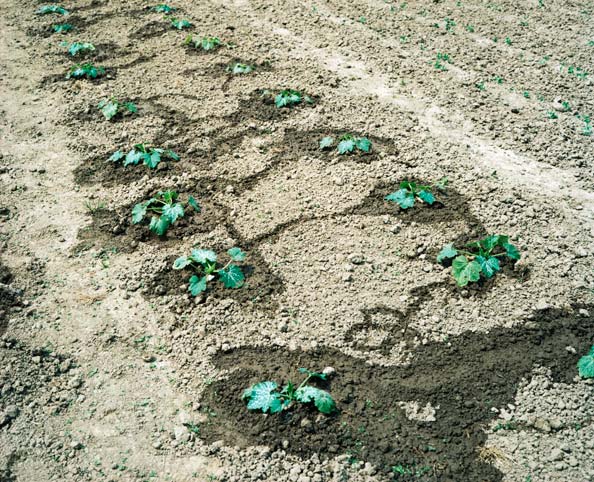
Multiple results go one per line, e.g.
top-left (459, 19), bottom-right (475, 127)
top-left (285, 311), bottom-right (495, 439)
top-left (184, 34), bottom-right (223, 51)
top-left (110, 144), bottom-right (179, 169)
top-left (36, 5), bottom-right (69, 15)
top-left (437, 235), bottom-right (520, 287)
top-left (320, 134), bottom-right (371, 155)
top-left (169, 18), bottom-right (192, 30)
top-left (52, 24), bottom-right (73, 33)
top-left (62, 41), bottom-right (95, 56)
top-left (152, 4), bottom-right (176, 13)
top-left (578, 346), bottom-right (594, 378)
top-left (243, 368), bottom-right (336, 415)
top-left (275, 89), bottom-right (313, 108)
top-left (67, 63), bottom-right (105, 79)
top-left (227, 62), bottom-right (254, 74)
top-left (173, 247), bottom-right (247, 295)
top-left (98, 97), bottom-right (138, 120)
top-left (385, 178), bottom-right (447, 209)
top-left (132, 190), bottom-right (200, 236)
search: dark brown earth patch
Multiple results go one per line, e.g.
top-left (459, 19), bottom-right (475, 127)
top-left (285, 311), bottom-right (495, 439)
top-left (281, 129), bottom-right (398, 165)
top-left (75, 189), bottom-right (221, 253)
top-left (0, 262), bottom-right (21, 336)
top-left (200, 304), bottom-right (594, 481)
top-left (147, 248), bottom-right (284, 312)
top-left (129, 21), bottom-right (170, 40)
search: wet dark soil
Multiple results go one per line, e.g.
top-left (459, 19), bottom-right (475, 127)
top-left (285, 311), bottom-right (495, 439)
top-left (0, 262), bottom-right (20, 336)
top-left (200, 304), bottom-right (594, 481)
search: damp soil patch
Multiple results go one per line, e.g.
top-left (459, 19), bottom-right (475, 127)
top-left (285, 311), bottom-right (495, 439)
top-left (200, 304), bottom-right (594, 481)
top-left (0, 262), bottom-right (21, 336)
top-left (281, 129), bottom-right (398, 165)
top-left (145, 247), bottom-right (284, 312)
top-left (75, 192), bottom-right (223, 254)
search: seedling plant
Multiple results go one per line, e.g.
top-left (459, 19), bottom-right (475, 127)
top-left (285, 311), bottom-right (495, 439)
top-left (98, 97), bottom-right (138, 120)
top-left (173, 247), bottom-right (247, 295)
top-left (36, 5), bottom-right (69, 15)
top-left (227, 62), bottom-right (253, 74)
top-left (578, 346), bottom-right (594, 378)
top-left (169, 18), bottom-right (192, 30)
top-left (152, 4), bottom-right (176, 13)
top-left (274, 89), bottom-right (314, 108)
top-left (184, 35), bottom-right (223, 51)
top-left (53, 24), bottom-right (73, 33)
top-left (67, 63), bottom-right (105, 79)
top-left (320, 134), bottom-right (371, 155)
top-left (132, 190), bottom-right (200, 236)
top-left (437, 235), bottom-right (520, 286)
top-left (243, 368), bottom-right (336, 415)
top-left (62, 41), bottom-right (95, 56)
top-left (109, 144), bottom-right (179, 169)
top-left (385, 178), bottom-right (447, 209)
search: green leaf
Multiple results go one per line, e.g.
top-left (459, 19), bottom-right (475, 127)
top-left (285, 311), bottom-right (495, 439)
top-left (124, 149), bottom-right (143, 166)
top-left (188, 196), bottom-right (201, 212)
top-left (131, 201), bottom-right (150, 224)
top-left (165, 150), bottom-right (180, 161)
top-left (152, 4), bottom-right (175, 13)
top-left (109, 150), bottom-right (124, 162)
top-left (502, 241), bottom-right (520, 260)
top-left (149, 216), bottom-right (171, 236)
top-left (275, 90), bottom-right (301, 108)
top-left (480, 235), bottom-right (501, 252)
top-left (190, 249), bottom-right (217, 264)
top-left (173, 256), bottom-right (191, 270)
top-left (452, 256), bottom-right (481, 287)
top-left (52, 23), bottom-right (73, 33)
top-left (218, 265), bottom-right (245, 289)
top-left (162, 203), bottom-right (184, 223)
top-left (578, 346), bottom-right (594, 378)
top-left (294, 386), bottom-right (336, 414)
top-left (188, 275), bottom-right (208, 296)
top-left (171, 18), bottom-right (192, 29)
top-left (337, 139), bottom-right (355, 154)
top-left (355, 137), bottom-right (372, 152)
top-left (385, 189), bottom-right (415, 209)
top-left (68, 42), bottom-right (95, 56)
top-left (124, 102), bottom-right (138, 113)
top-left (418, 190), bottom-right (435, 205)
top-left (37, 5), bottom-right (69, 15)
top-left (437, 243), bottom-right (458, 263)
top-left (319, 136), bottom-right (334, 149)
top-left (100, 100), bottom-right (118, 120)
top-left (227, 247), bottom-right (246, 262)
top-left (243, 381), bottom-right (283, 414)
top-left (297, 367), bottom-right (327, 380)
top-left (476, 255), bottom-right (500, 278)
top-left (230, 63), bottom-right (253, 74)
top-left (145, 150), bottom-right (162, 169)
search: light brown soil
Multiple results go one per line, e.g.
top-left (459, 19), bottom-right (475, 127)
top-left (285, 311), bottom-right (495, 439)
top-left (1, 1), bottom-right (593, 481)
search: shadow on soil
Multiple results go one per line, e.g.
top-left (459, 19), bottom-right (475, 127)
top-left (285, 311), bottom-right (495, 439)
top-left (200, 304), bottom-right (594, 481)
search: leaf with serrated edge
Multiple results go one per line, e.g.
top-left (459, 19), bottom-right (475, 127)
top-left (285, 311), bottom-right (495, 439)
top-left (295, 386), bottom-right (336, 414)
top-left (188, 275), bottom-right (207, 296)
top-left (337, 139), bottom-right (355, 154)
top-left (418, 190), bottom-right (435, 205)
top-left (124, 150), bottom-right (142, 166)
top-left (355, 137), bottom-right (372, 152)
top-left (502, 241), bottom-right (520, 260)
top-left (437, 243), bottom-right (458, 263)
top-left (101, 101), bottom-right (118, 120)
top-left (162, 203), bottom-right (184, 223)
top-left (109, 150), bottom-right (124, 162)
top-left (219, 265), bottom-right (245, 289)
top-left (131, 201), bottom-right (150, 224)
top-left (319, 136), bottom-right (334, 149)
top-left (476, 255), bottom-right (500, 278)
top-left (385, 189), bottom-right (415, 209)
top-left (144, 151), bottom-right (161, 169)
top-left (173, 256), bottom-right (191, 270)
top-left (188, 196), bottom-right (201, 212)
top-left (243, 381), bottom-right (283, 414)
top-left (149, 216), bottom-right (170, 236)
top-left (578, 346), bottom-right (594, 378)
top-left (227, 247), bottom-right (246, 262)
top-left (452, 256), bottom-right (481, 287)
top-left (190, 249), bottom-right (217, 264)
